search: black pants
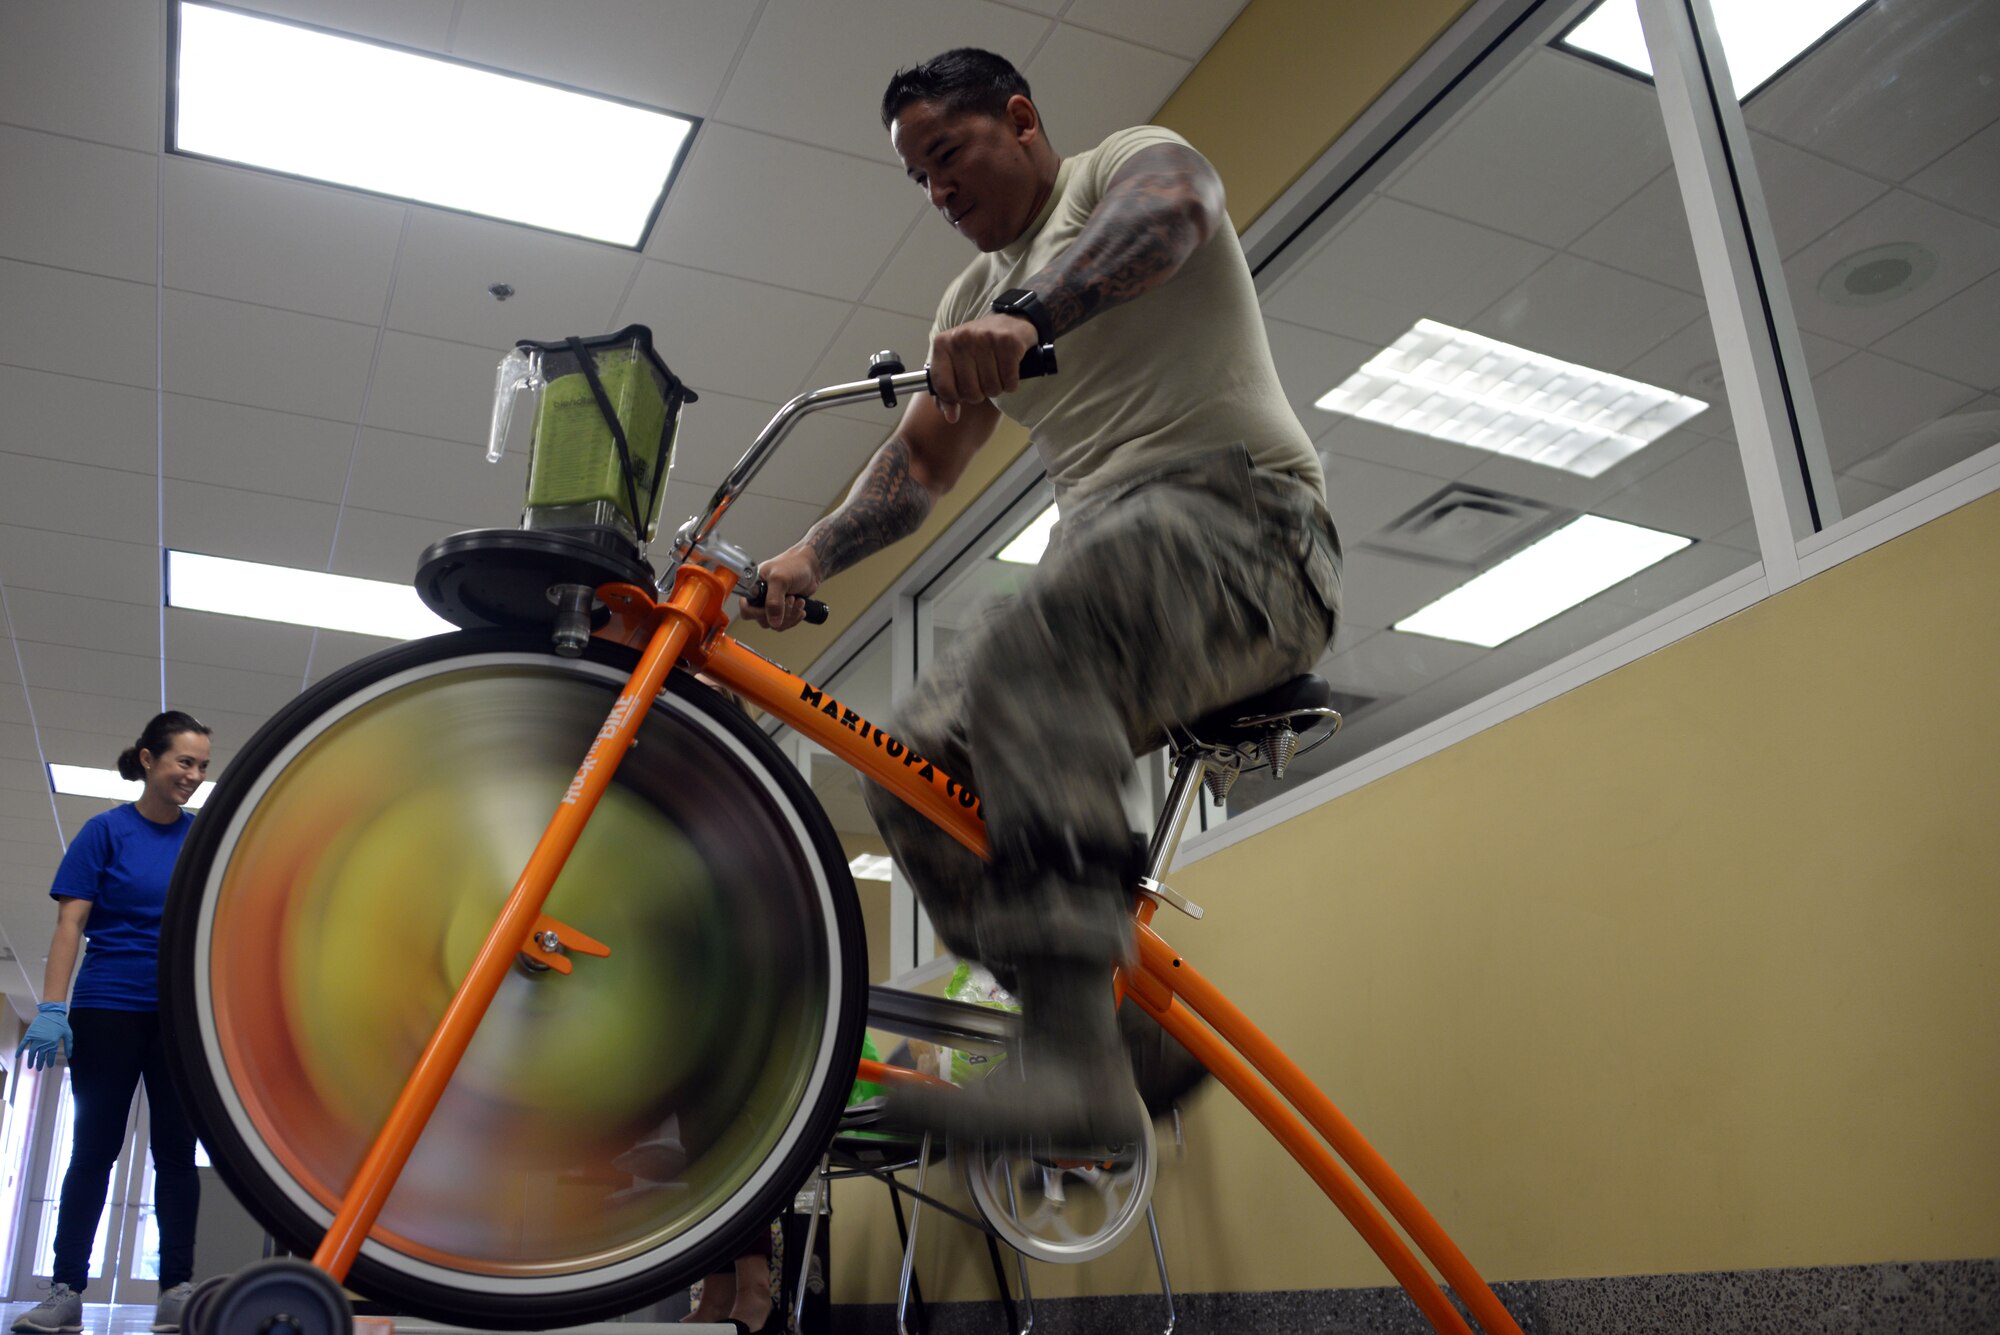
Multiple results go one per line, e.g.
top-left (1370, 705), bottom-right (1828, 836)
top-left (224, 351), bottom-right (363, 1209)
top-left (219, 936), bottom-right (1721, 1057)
top-left (52, 1009), bottom-right (199, 1293)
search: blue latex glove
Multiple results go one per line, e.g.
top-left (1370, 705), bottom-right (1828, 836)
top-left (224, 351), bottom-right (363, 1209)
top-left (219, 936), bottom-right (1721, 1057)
top-left (16, 1002), bottom-right (72, 1069)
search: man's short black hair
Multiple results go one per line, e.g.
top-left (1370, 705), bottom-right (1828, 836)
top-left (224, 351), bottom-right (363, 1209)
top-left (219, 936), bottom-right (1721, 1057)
top-left (881, 48), bottom-right (1034, 131)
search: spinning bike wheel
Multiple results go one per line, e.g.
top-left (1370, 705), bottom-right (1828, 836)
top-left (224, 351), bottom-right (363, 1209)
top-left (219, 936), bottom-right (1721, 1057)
top-left (960, 1090), bottom-right (1158, 1264)
top-left (160, 630), bottom-right (866, 1329)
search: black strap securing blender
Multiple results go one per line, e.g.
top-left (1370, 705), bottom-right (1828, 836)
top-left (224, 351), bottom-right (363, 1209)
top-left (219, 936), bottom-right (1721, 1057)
top-left (415, 325), bottom-right (696, 654)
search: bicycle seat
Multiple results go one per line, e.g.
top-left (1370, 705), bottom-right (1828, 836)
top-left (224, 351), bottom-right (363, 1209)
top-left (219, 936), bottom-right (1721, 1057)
top-left (1183, 674), bottom-right (1336, 748)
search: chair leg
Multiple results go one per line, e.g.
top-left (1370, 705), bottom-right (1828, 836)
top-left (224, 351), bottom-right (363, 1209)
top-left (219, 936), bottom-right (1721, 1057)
top-left (896, 1133), bottom-right (932, 1335)
top-left (1146, 1203), bottom-right (1176, 1335)
top-left (788, 1153), bottom-right (830, 1334)
top-left (1000, 1164), bottom-right (1034, 1335)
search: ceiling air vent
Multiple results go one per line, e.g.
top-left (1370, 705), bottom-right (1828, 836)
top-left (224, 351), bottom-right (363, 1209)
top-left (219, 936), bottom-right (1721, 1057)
top-left (1366, 485), bottom-right (1561, 568)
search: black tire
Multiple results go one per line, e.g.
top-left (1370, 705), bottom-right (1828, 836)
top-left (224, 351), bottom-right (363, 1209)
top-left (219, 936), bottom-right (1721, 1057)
top-left (160, 630), bottom-right (866, 1328)
top-left (205, 1259), bottom-right (350, 1335)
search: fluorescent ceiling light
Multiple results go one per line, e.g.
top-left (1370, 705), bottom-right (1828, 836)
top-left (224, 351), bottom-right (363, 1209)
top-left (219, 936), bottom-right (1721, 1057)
top-left (50, 764), bottom-right (215, 810)
top-left (172, 3), bottom-right (695, 246)
top-left (167, 550), bottom-right (453, 640)
top-left (1394, 514), bottom-right (1690, 647)
top-left (1315, 319), bottom-right (1706, 478)
top-left (1559, 0), bottom-right (1871, 98)
top-left (848, 853), bottom-right (894, 881)
top-left (996, 504), bottom-right (1059, 565)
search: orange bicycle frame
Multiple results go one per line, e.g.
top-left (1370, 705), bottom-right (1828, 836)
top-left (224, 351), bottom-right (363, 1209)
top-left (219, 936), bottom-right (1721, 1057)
top-left (303, 349), bottom-right (1523, 1333)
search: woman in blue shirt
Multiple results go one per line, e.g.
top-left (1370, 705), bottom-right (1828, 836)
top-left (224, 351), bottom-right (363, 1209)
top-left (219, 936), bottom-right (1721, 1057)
top-left (12, 712), bottom-right (211, 1335)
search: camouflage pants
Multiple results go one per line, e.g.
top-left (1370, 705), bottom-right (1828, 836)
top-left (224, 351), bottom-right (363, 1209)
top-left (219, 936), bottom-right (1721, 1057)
top-left (862, 446), bottom-right (1341, 981)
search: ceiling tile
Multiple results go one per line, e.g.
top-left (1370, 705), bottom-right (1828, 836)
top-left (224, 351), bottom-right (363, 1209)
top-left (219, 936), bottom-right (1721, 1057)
top-left (715, 0), bottom-right (1051, 164)
top-left (1388, 49), bottom-right (1671, 248)
top-left (622, 263), bottom-right (850, 401)
top-left (0, 0), bottom-right (163, 152)
top-left (1871, 270), bottom-right (2000, 392)
top-left (162, 394), bottom-right (357, 503)
top-left (1472, 252), bottom-right (1705, 370)
top-left (160, 290), bottom-right (377, 422)
top-left (29, 686), bottom-right (159, 738)
top-left (1319, 453), bottom-right (1458, 547)
top-left (1831, 472), bottom-right (1901, 520)
top-left (0, 365), bottom-right (159, 474)
top-left (303, 629), bottom-right (406, 685)
top-left (0, 127), bottom-right (157, 284)
top-left (0, 815), bottom-right (60, 849)
top-left (166, 657), bottom-right (307, 721)
top-left (325, 506), bottom-right (462, 584)
top-left (668, 388), bottom-right (883, 511)
top-left (666, 391), bottom-right (782, 490)
top-left (1024, 26), bottom-right (1192, 156)
top-left (163, 157), bottom-right (406, 326)
top-left (342, 428), bottom-right (529, 529)
top-left (386, 210), bottom-right (636, 347)
top-left (162, 478), bottom-right (340, 568)
top-left (646, 124), bottom-right (914, 302)
top-left (363, 332), bottom-right (502, 445)
top-left (1590, 437), bottom-right (1753, 541)
top-left (746, 410), bottom-right (884, 508)
top-left (1262, 196), bottom-right (1553, 346)
top-left (1568, 170), bottom-right (1702, 296)
top-left (0, 260), bottom-right (158, 391)
top-left (1907, 119), bottom-right (2000, 228)
top-left (1265, 318), bottom-right (1381, 425)
top-left (805, 306), bottom-right (935, 407)
top-left (0, 455), bottom-right (156, 546)
top-left (224, 0), bottom-right (457, 49)
top-left (1843, 397), bottom-right (2000, 493)
top-left (1325, 626), bottom-right (1485, 696)
top-left (1500, 540), bottom-right (1755, 663)
top-left (451, 0), bottom-right (755, 115)
top-left (1318, 415), bottom-right (1489, 485)
top-left (0, 588), bottom-right (157, 661)
top-left (0, 528), bottom-right (159, 605)
top-left (863, 204), bottom-right (968, 319)
top-left (16, 642), bottom-right (157, 705)
top-left (1745, 132), bottom-right (1889, 258)
top-left (1808, 351), bottom-right (1981, 471)
top-left (1743, 0), bottom-right (2000, 184)
top-left (166, 606), bottom-right (313, 680)
top-left (1781, 189), bottom-right (2000, 347)
top-left (696, 490), bottom-right (826, 570)
top-left (1457, 424), bottom-right (1702, 515)
top-left (1335, 549), bottom-right (1472, 633)
top-left (1060, 0), bottom-right (1248, 62)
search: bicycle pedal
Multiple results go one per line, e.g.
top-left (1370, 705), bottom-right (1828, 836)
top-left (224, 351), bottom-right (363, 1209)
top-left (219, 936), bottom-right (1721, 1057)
top-left (1137, 876), bottom-right (1204, 920)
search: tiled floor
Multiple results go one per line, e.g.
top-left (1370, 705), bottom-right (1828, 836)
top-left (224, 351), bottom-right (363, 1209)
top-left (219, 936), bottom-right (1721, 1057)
top-left (0, 1300), bottom-right (157, 1334)
top-left (0, 1300), bottom-right (734, 1334)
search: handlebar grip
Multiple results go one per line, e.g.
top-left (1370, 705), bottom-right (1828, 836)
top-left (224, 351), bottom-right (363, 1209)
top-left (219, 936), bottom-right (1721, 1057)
top-left (1019, 343), bottom-right (1057, 379)
top-left (746, 580), bottom-right (830, 626)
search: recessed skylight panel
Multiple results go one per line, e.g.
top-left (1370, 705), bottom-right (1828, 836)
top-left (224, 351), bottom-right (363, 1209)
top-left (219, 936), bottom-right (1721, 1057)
top-left (173, 3), bottom-right (695, 246)
top-left (1315, 319), bottom-right (1705, 477)
top-left (996, 504), bottom-right (1060, 565)
top-left (167, 550), bottom-right (452, 641)
top-left (1393, 514), bottom-right (1691, 647)
top-left (50, 764), bottom-right (216, 810)
top-left (1558, 0), bottom-right (1872, 98)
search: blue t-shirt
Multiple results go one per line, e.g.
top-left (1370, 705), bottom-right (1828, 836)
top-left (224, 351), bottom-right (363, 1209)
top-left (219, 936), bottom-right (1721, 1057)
top-left (50, 803), bottom-right (192, 1011)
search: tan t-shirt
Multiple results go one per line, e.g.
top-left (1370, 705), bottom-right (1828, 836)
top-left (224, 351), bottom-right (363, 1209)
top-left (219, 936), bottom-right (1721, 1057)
top-left (932, 125), bottom-right (1323, 506)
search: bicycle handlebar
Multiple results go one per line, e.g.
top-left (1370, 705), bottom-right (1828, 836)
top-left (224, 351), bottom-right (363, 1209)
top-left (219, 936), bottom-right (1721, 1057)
top-left (666, 343), bottom-right (1059, 615)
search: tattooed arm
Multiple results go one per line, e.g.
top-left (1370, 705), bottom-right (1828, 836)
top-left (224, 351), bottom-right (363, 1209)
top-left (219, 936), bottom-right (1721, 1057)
top-left (744, 393), bottom-right (1001, 630)
top-left (926, 142), bottom-right (1226, 417)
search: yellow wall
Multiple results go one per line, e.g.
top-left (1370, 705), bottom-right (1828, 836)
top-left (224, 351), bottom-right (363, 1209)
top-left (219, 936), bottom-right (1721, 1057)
top-left (834, 446), bottom-right (2000, 1307)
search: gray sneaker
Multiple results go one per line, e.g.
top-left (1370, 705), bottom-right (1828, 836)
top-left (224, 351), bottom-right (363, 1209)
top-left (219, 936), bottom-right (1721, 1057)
top-left (11, 1284), bottom-right (82, 1334)
top-left (151, 1282), bottom-right (195, 1333)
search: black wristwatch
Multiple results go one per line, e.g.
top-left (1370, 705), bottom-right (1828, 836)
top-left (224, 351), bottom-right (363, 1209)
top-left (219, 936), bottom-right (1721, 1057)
top-left (990, 288), bottom-right (1054, 346)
